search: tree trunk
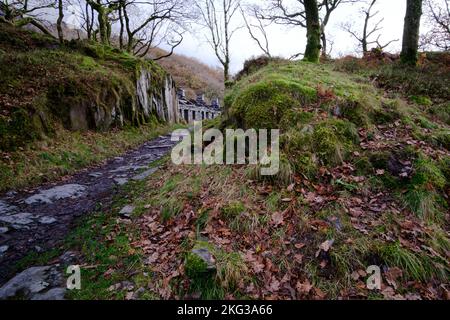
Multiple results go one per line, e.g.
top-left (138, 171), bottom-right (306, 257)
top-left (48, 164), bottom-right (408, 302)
top-left (57, 0), bottom-right (64, 43)
top-left (98, 7), bottom-right (109, 44)
top-left (362, 10), bottom-right (369, 55)
top-left (118, 4), bottom-right (124, 49)
top-left (320, 29), bottom-right (327, 57)
top-left (304, 0), bottom-right (321, 63)
top-left (401, 0), bottom-right (423, 65)
top-left (224, 61), bottom-right (230, 83)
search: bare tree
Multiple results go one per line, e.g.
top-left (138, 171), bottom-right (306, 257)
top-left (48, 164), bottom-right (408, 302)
top-left (401, 0), bottom-right (423, 65)
top-left (421, 0), bottom-right (449, 50)
top-left (253, 0), bottom-right (355, 57)
top-left (240, 4), bottom-right (271, 57)
top-left (57, 0), bottom-right (64, 42)
top-left (119, 0), bottom-right (185, 57)
top-left (341, 0), bottom-right (398, 55)
top-left (68, 0), bottom-right (96, 40)
top-left (0, 0), bottom-right (56, 37)
top-left (195, 0), bottom-right (241, 82)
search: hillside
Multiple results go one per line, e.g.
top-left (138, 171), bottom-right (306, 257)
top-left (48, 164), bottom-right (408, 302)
top-left (150, 47), bottom-right (224, 103)
top-left (27, 22), bottom-right (224, 103)
top-left (0, 25), bottom-right (181, 191)
top-left (58, 56), bottom-right (450, 300)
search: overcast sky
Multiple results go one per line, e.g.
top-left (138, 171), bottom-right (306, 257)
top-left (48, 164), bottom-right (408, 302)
top-left (176, 0), bottom-right (408, 73)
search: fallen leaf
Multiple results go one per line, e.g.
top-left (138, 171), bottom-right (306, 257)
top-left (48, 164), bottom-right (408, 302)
top-left (271, 211), bottom-right (284, 226)
top-left (296, 279), bottom-right (313, 295)
top-left (319, 239), bottom-right (334, 252)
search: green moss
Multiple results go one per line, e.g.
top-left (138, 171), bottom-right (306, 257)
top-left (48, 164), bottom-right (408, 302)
top-left (228, 79), bottom-right (316, 129)
top-left (340, 100), bottom-right (370, 126)
top-left (377, 242), bottom-right (438, 281)
top-left (185, 251), bottom-right (210, 279)
top-left (372, 99), bottom-right (403, 124)
top-left (428, 102), bottom-right (450, 125)
top-left (296, 152), bottom-right (318, 178)
top-left (401, 153), bottom-right (447, 221)
top-left (312, 119), bottom-right (359, 165)
top-left (428, 130), bottom-right (450, 150)
top-left (221, 201), bottom-right (246, 220)
top-left (410, 95), bottom-right (432, 106)
top-left (411, 154), bottom-right (446, 190)
top-left (313, 125), bottom-right (344, 165)
top-left (0, 107), bottom-right (46, 150)
top-left (280, 109), bottom-right (315, 129)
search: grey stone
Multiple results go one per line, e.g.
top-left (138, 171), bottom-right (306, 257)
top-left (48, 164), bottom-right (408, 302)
top-left (89, 172), bottom-right (103, 178)
top-left (110, 165), bottom-right (147, 173)
top-left (59, 251), bottom-right (78, 266)
top-left (0, 266), bottom-right (51, 299)
top-left (0, 200), bottom-right (18, 215)
top-left (0, 245), bottom-right (9, 255)
top-left (0, 227), bottom-right (8, 234)
top-left (0, 265), bottom-right (64, 300)
top-left (132, 287), bottom-right (146, 300)
top-left (0, 212), bottom-right (34, 225)
top-left (39, 216), bottom-right (57, 224)
top-left (132, 168), bottom-right (158, 181)
top-left (25, 184), bottom-right (86, 205)
top-left (332, 105), bottom-right (342, 117)
top-left (5, 191), bottom-right (17, 197)
top-left (31, 287), bottom-right (66, 300)
top-left (12, 224), bottom-right (30, 230)
top-left (191, 248), bottom-right (216, 270)
top-left (114, 178), bottom-right (129, 186)
top-left (119, 205), bottom-right (135, 218)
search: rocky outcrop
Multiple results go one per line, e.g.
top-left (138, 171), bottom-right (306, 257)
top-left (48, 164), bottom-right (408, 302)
top-left (64, 65), bottom-right (179, 132)
top-left (135, 66), bottom-right (179, 125)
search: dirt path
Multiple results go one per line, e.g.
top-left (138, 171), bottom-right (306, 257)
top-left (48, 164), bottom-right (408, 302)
top-left (0, 134), bottom-right (178, 286)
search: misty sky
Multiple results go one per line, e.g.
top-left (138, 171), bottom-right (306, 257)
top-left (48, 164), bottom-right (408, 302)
top-left (177, 0), bottom-right (408, 73)
top-left (50, 0), bottom-right (424, 74)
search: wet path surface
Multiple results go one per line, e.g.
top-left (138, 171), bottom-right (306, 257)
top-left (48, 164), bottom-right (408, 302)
top-left (0, 134), bottom-right (178, 285)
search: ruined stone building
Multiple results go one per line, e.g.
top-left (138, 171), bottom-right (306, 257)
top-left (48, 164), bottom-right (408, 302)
top-left (177, 89), bottom-right (221, 123)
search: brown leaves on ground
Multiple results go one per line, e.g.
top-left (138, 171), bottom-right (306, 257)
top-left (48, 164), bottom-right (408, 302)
top-left (127, 128), bottom-right (449, 300)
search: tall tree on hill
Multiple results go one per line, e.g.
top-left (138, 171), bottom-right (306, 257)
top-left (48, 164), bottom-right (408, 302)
top-left (341, 0), bottom-right (399, 55)
top-left (254, 0), bottom-right (355, 58)
top-left (85, 0), bottom-right (118, 44)
top-left (421, 0), bottom-right (450, 50)
top-left (304, 0), bottom-right (321, 62)
top-left (195, 0), bottom-right (241, 82)
top-left (57, 0), bottom-right (64, 43)
top-left (118, 0), bottom-right (186, 58)
top-left (401, 0), bottom-right (423, 65)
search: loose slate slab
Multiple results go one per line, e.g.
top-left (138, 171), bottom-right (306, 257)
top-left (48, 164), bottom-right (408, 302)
top-left (0, 266), bottom-right (66, 300)
top-left (119, 205), bottom-right (135, 218)
top-left (0, 212), bottom-right (34, 225)
top-left (132, 168), bottom-right (158, 181)
top-left (0, 200), bottom-right (18, 215)
top-left (39, 216), bottom-right (57, 224)
top-left (25, 184), bottom-right (87, 205)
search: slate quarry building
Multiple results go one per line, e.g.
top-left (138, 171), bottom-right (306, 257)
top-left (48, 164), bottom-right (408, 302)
top-left (177, 89), bottom-right (221, 123)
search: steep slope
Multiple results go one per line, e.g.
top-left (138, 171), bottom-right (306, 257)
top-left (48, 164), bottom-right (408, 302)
top-left (0, 25), bottom-right (179, 152)
top-left (150, 47), bottom-right (224, 102)
top-left (0, 25), bottom-right (182, 191)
